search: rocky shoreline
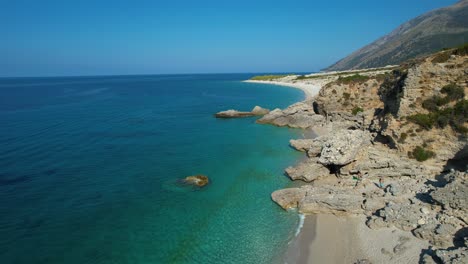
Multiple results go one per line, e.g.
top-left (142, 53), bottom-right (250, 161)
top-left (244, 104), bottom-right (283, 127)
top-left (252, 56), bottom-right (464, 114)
top-left (246, 48), bottom-right (467, 263)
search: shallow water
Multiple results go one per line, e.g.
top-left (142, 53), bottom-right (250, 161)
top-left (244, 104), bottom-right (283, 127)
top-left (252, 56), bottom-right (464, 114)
top-left (0, 74), bottom-right (304, 263)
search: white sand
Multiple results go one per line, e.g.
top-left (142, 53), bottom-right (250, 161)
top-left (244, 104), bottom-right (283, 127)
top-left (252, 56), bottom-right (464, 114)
top-left (283, 214), bottom-right (430, 264)
top-left (244, 80), bottom-right (324, 100)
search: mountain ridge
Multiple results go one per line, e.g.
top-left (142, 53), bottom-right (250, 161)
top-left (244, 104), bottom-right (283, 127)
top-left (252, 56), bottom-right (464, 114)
top-left (325, 0), bottom-right (468, 71)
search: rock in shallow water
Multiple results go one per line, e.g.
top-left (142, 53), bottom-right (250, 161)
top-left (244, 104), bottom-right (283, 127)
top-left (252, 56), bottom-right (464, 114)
top-left (214, 106), bottom-right (269, 118)
top-left (184, 175), bottom-right (209, 187)
top-left (256, 102), bottom-right (325, 128)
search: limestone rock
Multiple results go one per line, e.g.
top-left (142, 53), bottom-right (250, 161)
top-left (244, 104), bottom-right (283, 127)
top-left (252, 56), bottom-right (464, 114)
top-left (289, 139), bottom-right (315, 152)
top-left (367, 202), bottom-right (435, 231)
top-left (251, 106), bottom-right (270, 115)
top-left (257, 102), bottom-right (325, 129)
top-left (271, 188), bottom-right (306, 209)
top-left (434, 246), bottom-right (468, 264)
top-left (285, 159), bottom-right (330, 182)
top-left (215, 106), bottom-right (269, 118)
top-left (318, 130), bottom-right (369, 166)
top-left (431, 171), bottom-right (468, 223)
top-left (215, 109), bottom-right (254, 118)
top-left (183, 175), bottom-right (209, 187)
top-left (413, 224), bottom-right (458, 248)
top-left (298, 185), bottom-right (365, 215)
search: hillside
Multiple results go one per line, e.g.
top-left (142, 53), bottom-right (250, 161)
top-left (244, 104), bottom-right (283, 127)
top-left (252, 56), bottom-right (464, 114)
top-left (325, 0), bottom-right (468, 71)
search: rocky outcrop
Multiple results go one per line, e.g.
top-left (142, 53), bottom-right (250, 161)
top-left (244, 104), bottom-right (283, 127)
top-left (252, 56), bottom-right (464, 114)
top-left (256, 102), bottom-right (325, 128)
top-left (183, 175), bottom-right (209, 187)
top-left (299, 185), bottom-right (365, 215)
top-left (289, 139), bottom-right (315, 152)
top-left (431, 171), bottom-right (468, 224)
top-left (251, 106), bottom-right (270, 115)
top-left (318, 130), bottom-right (370, 166)
top-left (271, 188), bottom-right (306, 209)
top-left (215, 106), bottom-right (269, 118)
top-left (285, 158), bottom-right (330, 182)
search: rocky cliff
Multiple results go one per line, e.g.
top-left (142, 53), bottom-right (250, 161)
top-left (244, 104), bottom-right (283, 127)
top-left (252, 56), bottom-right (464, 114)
top-left (254, 46), bottom-right (467, 263)
top-left (325, 0), bottom-right (468, 71)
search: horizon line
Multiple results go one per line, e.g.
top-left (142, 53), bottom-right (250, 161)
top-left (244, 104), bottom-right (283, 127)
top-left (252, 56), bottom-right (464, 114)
top-left (0, 71), bottom-right (317, 79)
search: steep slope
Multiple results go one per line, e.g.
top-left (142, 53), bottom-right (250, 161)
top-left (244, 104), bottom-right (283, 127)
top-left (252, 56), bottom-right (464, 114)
top-left (325, 0), bottom-right (468, 71)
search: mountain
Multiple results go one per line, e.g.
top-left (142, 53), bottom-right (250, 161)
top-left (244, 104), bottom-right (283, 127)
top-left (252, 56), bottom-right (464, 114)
top-left (325, 0), bottom-right (468, 71)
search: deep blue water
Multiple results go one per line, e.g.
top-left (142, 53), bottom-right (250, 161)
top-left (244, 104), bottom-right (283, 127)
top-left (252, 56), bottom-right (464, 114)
top-left (0, 74), bottom-right (305, 263)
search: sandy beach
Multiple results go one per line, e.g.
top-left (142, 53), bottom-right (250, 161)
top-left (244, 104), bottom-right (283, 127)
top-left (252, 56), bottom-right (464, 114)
top-left (244, 79), bottom-right (324, 100)
top-left (283, 214), bottom-right (430, 264)
top-left (250, 75), bottom-right (434, 264)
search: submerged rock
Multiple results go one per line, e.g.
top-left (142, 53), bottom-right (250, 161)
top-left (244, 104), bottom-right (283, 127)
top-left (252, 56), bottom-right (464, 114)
top-left (215, 106), bottom-right (269, 118)
top-left (184, 175), bottom-right (209, 187)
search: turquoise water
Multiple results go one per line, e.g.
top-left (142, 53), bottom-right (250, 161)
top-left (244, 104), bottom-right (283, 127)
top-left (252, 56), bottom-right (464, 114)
top-left (0, 74), bottom-right (304, 263)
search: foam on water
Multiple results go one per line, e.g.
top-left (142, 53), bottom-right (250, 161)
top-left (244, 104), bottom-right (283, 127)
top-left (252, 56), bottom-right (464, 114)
top-left (295, 214), bottom-right (305, 237)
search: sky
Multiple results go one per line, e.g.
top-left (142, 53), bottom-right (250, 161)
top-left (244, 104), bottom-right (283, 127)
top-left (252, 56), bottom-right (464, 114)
top-left (0, 0), bottom-right (460, 77)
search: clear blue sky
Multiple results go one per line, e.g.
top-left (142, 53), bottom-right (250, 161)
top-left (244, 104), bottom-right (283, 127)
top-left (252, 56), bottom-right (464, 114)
top-left (1, 0), bottom-right (459, 77)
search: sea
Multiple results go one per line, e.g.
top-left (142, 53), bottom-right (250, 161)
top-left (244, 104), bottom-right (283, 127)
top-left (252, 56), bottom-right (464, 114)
top-left (0, 74), bottom-right (306, 263)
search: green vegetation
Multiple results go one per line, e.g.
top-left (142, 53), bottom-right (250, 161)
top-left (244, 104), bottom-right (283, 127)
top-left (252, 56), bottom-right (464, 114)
top-left (336, 74), bottom-right (370, 84)
top-left (407, 114), bottom-right (436, 130)
top-left (432, 43), bottom-right (468, 63)
top-left (407, 83), bottom-right (467, 134)
top-left (431, 52), bottom-right (451, 63)
top-left (343, 92), bottom-right (351, 100)
top-left (452, 42), bottom-right (468, 56)
top-left (441, 83), bottom-right (465, 101)
top-left (352, 106), bottom-right (364, 115)
top-left (409, 146), bottom-right (435, 162)
top-left (250, 75), bottom-right (291, 81)
top-left (398, 133), bottom-right (408, 143)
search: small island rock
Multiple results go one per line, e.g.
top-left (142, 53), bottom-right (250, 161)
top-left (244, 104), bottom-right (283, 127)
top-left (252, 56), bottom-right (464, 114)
top-left (184, 175), bottom-right (209, 187)
top-left (215, 106), bottom-right (269, 118)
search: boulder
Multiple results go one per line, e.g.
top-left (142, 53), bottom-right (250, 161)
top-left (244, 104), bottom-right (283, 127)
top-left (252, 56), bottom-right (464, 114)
top-left (285, 159), bottom-right (330, 182)
top-left (184, 175), bottom-right (209, 187)
top-left (318, 130), bottom-right (369, 166)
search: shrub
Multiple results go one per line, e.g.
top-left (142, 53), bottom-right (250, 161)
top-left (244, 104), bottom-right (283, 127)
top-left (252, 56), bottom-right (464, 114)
top-left (432, 52), bottom-right (450, 63)
top-left (343, 92), bottom-right (351, 100)
top-left (409, 146), bottom-right (435, 162)
top-left (407, 114), bottom-right (435, 130)
top-left (440, 83), bottom-right (465, 101)
top-left (398, 133), bottom-right (408, 143)
top-left (422, 96), bottom-right (450, 111)
top-left (352, 106), bottom-right (364, 115)
top-left (337, 74), bottom-right (370, 84)
top-left (453, 43), bottom-right (468, 56)
top-left (332, 89), bottom-right (337, 94)
top-left (250, 75), bottom-right (291, 81)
